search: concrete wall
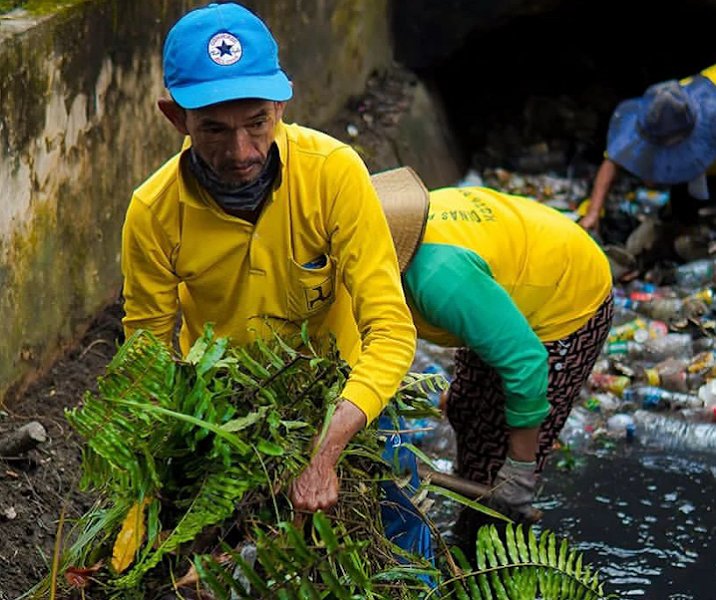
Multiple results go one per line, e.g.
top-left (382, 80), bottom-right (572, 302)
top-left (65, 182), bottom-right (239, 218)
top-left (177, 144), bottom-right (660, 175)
top-left (0, 0), bottom-right (395, 401)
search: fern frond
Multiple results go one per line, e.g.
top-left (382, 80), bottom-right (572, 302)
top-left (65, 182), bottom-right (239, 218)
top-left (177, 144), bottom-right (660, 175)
top-left (434, 524), bottom-right (610, 600)
top-left (114, 463), bottom-right (253, 589)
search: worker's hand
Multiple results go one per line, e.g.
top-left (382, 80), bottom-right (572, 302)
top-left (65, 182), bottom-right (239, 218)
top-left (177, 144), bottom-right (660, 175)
top-left (289, 452), bottom-right (340, 512)
top-left (289, 400), bottom-right (365, 513)
top-left (578, 212), bottom-right (600, 231)
top-left (488, 457), bottom-right (541, 524)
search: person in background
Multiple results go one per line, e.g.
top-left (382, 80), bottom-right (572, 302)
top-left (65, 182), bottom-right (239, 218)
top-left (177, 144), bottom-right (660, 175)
top-left (373, 167), bottom-right (614, 548)
top-left (120, 2), bottom-right (417, 518)
top-left (579, 65), bottom-right (716, 267)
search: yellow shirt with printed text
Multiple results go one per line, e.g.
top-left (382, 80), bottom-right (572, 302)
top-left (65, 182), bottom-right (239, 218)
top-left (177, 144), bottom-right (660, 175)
top-left (410, 187), bottom-right (613, 345)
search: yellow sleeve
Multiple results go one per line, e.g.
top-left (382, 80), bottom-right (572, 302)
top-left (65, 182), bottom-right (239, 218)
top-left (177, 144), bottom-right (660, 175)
top-left (321, 148), bottom-right (417, 423)
top-left (121, 196), bottom-right (180, 347)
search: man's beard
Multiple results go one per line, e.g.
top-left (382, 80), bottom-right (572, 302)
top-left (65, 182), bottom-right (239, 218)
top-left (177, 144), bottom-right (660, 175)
top-left (187, 145), bottom-right (280, 213)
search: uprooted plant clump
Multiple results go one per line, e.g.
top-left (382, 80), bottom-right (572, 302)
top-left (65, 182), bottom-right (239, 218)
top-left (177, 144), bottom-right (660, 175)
top-left (19, 324), bottom-right (614, 600)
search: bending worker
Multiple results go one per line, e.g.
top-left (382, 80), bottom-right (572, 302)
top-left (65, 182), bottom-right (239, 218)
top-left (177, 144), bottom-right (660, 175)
top-left (373, 167), bottom-right (614, 546)
top-left (579, 64), bottom-right (716, 264)
top-left (120, 3), bottom-right (416, 514)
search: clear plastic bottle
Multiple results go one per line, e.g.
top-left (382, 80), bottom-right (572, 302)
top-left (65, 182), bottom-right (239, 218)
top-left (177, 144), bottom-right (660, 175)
top-left (678, 405), bottom-right (716, 423)
top-left (629, 292), bottom-right (711, 322)
top-left (633, 298), bottom-right (686, 322)
top-left (606, 412), bottom-right (636, 442)
top-left (605, 333), bottom-right (695, 362)
top-left (623, 385), bottom-right (703, 411)
top-left (669, 258), bottom-right (716, 289)
top-left (632, 409), bottom-right (716, 451)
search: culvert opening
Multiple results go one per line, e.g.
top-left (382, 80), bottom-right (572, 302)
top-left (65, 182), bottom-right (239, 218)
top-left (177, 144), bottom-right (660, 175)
top-left (393, 0), bottom-right (716, 177)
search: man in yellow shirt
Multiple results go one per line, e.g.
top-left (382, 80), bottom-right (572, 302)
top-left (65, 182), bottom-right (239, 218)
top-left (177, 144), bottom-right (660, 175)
top-left (374, 168), bottom-right (613, 539)
top-left (121, 3), bottom-right (416, 514)
top-left (580, 65), bottom-right (716, 266)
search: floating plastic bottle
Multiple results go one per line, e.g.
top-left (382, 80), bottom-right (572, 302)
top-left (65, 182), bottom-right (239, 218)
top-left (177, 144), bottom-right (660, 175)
top-left (632, 409), bottom-right (716, 451)
top-left (628, 290), bottom-right (668, 303)
top-left (677, 406), bottom-right (716, 423)
top-left (623, 385), bottom-right (703, 411)
top-left (607, 318), bottom-right (668, 344)
top-left (633, 358), bottom-right (705, 393)
top-left (559, 405), bottom-right (601, 450)
top-left (669, 259), bottom-right (716, 289)
top-left (605, 413), bottom-right (636, 442)
top-left (628, 290), bottom-right (712, 323)
top-left (605, 332), bottom-right (694, 362)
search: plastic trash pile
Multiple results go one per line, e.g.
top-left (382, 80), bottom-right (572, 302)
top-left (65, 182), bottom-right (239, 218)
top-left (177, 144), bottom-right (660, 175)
top-left (564, 273), bottom-right (716, 452)
top-left (448, 167), bottom-right (716, 455)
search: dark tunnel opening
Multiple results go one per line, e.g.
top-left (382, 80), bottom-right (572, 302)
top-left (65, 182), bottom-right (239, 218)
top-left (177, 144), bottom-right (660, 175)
top-left (393, 0), bottom-right (716, 177)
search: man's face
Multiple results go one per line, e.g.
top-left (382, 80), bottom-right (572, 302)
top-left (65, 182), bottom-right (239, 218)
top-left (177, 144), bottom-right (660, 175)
top-left (184, 99), bottom-right (285, 186)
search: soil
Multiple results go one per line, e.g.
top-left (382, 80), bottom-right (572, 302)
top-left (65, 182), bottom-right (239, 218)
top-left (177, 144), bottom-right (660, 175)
top-left (0, 299), bottom-right (125, 600)
top-left (0, 64), bottom-right (425, 600)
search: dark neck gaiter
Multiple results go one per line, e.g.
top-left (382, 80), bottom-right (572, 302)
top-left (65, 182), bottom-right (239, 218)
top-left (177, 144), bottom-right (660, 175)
top-left (187, 144), bottom-right (280, 218)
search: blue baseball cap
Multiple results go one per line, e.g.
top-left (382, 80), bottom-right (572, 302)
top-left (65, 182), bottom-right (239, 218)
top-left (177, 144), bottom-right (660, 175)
top-left (163, 2), bottom-right (293, 109)
top-left (606, 75), bottom-right (716, 185)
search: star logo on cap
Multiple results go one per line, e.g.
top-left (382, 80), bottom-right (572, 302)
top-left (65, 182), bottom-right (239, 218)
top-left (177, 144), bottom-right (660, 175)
top-left (208, 32), bottom-right (242, 66)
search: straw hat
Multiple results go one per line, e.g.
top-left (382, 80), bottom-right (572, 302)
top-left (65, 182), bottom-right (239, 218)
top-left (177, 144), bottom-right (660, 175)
top-left (607, 75), bottom-right (716, 184)
top-left (370, 166), bottom-right (430, 272)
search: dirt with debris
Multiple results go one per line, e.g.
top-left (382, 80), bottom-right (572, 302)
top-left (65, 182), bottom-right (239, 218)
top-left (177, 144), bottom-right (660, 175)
top-left (0, 64), bottom-right (431, 600)
top-left (0, 299), bottom-right (125, 599)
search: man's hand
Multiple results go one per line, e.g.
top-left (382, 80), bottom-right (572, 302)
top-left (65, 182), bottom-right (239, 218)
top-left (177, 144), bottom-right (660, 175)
top-left (289, 453), bottom-right (340, 512)
top-left (488, 456), bottom-right (541, 524)
top-left (289, 400), bottom-right (366, 512)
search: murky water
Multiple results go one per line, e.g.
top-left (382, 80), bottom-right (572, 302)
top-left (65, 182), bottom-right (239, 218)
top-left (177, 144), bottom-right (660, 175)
top-left (413, 340), bottom-right (716, 600)
top-left (538, 449), bottom-right (715, 599)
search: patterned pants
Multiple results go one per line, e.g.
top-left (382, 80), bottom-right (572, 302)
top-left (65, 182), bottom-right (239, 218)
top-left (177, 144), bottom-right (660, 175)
top-left (446, 294), bottom-right (614, 485)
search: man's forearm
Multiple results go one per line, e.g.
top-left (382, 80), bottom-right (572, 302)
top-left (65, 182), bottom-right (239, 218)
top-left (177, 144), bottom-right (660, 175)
top-left (289, 399), bottom-right (367, 512)
top-left (313, 399), bottom-right (367, 464)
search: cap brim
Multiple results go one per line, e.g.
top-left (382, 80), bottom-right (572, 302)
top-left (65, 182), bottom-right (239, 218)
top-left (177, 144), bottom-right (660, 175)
top-left (371, 167), bottom-right (430, 272)
top-left (607, 76), bottom-right (716, 184)
top-left (170, 71), bottom-right (293, 109)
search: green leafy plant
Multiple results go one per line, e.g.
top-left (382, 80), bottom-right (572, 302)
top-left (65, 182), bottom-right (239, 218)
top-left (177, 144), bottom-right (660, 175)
top-left (26, 324), bottom-right (614, 599)
top-left (195, 517), bottom-right (615, 600)
top-left (436, 524), bottom-right (614, 600)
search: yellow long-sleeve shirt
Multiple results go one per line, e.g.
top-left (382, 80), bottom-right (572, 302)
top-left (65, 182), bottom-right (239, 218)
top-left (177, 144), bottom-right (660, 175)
top-left (121, 121), bottom-right (416, 423)
top-left (404, 187), bottom-right (613, 427)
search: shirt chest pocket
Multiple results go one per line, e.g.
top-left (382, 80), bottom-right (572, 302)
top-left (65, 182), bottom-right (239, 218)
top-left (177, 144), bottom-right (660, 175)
top-left (286, 254), bottom-right (336, 321)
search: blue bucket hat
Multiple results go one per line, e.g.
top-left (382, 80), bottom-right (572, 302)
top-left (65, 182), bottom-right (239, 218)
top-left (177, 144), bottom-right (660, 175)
top-left (163, 2), bottom-right (293, 109)
top-left (606, 75), bottom-right (716, 185)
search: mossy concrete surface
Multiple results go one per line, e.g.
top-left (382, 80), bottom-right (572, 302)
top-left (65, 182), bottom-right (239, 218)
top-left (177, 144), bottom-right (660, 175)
top-left (0, 0), bottom-right (403, 402)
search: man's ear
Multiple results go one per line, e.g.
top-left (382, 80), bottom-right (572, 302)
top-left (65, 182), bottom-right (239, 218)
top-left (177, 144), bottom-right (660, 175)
top-left (274, 101), bottom-right (287, 122)
top-left (158, 98), bottom-right (189, 135)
